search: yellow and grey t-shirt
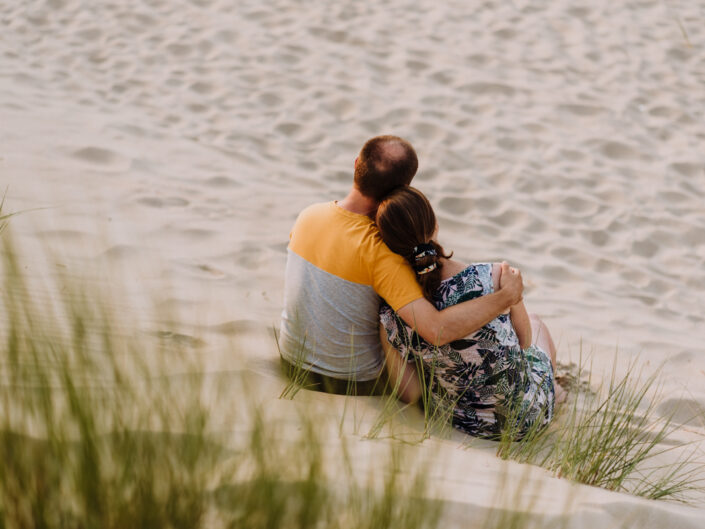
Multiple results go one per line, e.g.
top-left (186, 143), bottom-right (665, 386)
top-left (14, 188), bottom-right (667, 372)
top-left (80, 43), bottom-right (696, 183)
top-left (279, 201), bottom-right (423, 381)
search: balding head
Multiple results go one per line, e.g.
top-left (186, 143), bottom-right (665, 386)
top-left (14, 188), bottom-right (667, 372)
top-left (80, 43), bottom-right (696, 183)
top-left (354, 135), bottom-right (418, 201)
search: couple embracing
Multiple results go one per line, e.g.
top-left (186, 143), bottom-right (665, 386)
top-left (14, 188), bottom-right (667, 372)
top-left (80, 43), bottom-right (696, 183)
top-left (279, 135), bottom-right (561, 439)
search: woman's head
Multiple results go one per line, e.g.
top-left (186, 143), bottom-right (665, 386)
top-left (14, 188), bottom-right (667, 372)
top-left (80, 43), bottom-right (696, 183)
top-left (375, 187), bottom-right (451, 302)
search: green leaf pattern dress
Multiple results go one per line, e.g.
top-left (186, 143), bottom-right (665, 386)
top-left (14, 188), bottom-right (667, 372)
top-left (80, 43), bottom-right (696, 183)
top-left (380, 263), bottom-right (555, 439)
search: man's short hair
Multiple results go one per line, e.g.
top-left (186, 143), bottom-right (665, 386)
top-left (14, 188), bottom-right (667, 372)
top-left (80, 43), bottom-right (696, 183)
top-left (354, 135), bottom-right (418, 201)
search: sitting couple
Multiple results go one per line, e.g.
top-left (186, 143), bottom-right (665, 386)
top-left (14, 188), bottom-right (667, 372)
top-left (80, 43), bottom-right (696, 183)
top-left (280, 135), bottom-right (560, 438)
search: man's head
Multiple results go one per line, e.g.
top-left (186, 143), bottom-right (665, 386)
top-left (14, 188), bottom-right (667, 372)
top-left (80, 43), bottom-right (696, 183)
top-left (354, 135), bottom-right (418, 201)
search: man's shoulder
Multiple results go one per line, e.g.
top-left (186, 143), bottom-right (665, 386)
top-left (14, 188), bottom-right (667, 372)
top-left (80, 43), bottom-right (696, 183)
top-left (294, 201), bottom-right (379, 241)
top-left (291, 202), bottom-right (342, 238)
top-left (297, 201), bottom-right (333, 220)
top-left (288, 200), bottom-right (398, 284)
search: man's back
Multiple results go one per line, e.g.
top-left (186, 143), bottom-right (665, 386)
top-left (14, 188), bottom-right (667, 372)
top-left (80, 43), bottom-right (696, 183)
top-left (279, 201), bottom-right (422, 381)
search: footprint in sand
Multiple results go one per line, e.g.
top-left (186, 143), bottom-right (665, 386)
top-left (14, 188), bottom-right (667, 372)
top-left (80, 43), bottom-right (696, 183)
top-left (259, 92), bottom-right (282, 106)
top-left (413, 122), bottom-right (445, 142)
top-left (149, 330), bottom-right (205, 348)
top-left (181, 228), bottom-right (214, 240)
top-left (580, 229), bottom-right (610, 247)
top-left (558, 104), bottom-right (607, 117)
top-left (72, 146), bottom-right (130, 171)
top-left (496, 137), bottom-right (528, 152)
top-left (438, 196), bottom-right (474, 217)
top-left (670, 162), bottom-right (702, 177)
top-left (102, 244), bottom-right (150, 260)
top-left (39, 229), bottom-right (92, 242)
top-left (559, 195), bottom-right (600, 217)
top-left (460, 82), bottom-right (516, 97)
top-left (324, 98), bottom-right (356, 120)
top-left (166, 43), bottom-right (191, 57)
top-left (76, 27), bottom-right (102, 41)
top-left (308, 26), bottom-right (348, 43)
top-left (210, 319), bottom-right (265, 336)
top-left (558, 149), bottom-right (586, 161)
top-left (430, 70), bottom-right (456, 85)
top-left (541, 264), bottom-right (580, 281)
top-left (648, 106), bottom-right (680, 119)
top-left (204, 175), bottom-right (241, 188)
top-left (631, 238), bottom-right (659, 258)
top-left (276, 122), bottom-right (302, 138)
top-left (186, 263), bottom-right (227, 279)
top-left (137, 196), bottom-right (189, 208)
top-left (406, 59), bottom-right (429, 72)
top-left (657, 398), bottom-right (705, 427)
top-left (599, 141), bottom-right (640, 161)
top-left (189, 81), bottom-right (213, 95)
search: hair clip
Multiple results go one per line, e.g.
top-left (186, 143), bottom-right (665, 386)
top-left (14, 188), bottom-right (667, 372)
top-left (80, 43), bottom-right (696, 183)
top-left (416, 263), bottom-right (438, 275)
top-left (413, 242), bottom-right (437, 261)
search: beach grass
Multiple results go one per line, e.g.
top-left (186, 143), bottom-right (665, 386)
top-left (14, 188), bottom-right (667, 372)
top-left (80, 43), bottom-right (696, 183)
top-left (2, 189), bottom-right (701, 528)
top-left (364, 372), bottom-right (412, 441)
top-left (276, 326), bottom-right (315, 400)
top-left (0, 233), bottom-right (224, 528)
top-left (481, 462), bottom-right (576, 529)
top-left (0, 225), bottom-right (442, 529)
top-left (0, 190), bottom-right (11, 234)
top-left (496, 351), bottom-right (704, 501)
top-left (414, 353), bottom-right (461, 442)
top-left (365, 336), bottom-right (458, 444)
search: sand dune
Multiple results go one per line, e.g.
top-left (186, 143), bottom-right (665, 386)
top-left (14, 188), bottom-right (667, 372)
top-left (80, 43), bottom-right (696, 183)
top-left (2, 0), bottom-right (704, 524)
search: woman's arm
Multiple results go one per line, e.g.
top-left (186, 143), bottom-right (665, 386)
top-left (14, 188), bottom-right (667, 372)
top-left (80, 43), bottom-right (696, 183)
top-left (493, 263), bottom-right (532, 349)
top-left (510, 300), bottom-right (532, 350)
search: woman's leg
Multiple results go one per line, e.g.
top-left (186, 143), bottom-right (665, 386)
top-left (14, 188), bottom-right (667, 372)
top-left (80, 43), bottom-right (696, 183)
top-left (528, 314), bottom-right (565, 403)
top-left (529, 314), bottom-right (557, 369)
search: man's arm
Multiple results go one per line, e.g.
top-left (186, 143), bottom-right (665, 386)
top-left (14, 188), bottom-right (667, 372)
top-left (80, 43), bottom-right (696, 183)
top-left (396, 262), bottom-right (523, 346)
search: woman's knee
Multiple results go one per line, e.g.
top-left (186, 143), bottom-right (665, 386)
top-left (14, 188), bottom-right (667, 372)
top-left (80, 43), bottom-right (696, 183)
top-left (528, 313), bottom-right (543, 326)
top-left (528, 314), bottom-right (544, 338)
top-left (528, 314), bottom-right (556, 354)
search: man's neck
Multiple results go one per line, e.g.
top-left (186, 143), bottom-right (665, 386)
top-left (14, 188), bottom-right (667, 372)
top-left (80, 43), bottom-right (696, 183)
top-left (337, 188), bottom-right (377, 217)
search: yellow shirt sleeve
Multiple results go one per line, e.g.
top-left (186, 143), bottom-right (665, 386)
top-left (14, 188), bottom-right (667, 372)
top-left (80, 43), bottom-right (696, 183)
top-left (371, 245), bottom-right (424, 311)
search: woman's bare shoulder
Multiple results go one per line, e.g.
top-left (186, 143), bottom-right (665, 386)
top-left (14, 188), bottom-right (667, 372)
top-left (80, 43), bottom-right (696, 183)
top-left (440, 258), bottom-right (468, 280)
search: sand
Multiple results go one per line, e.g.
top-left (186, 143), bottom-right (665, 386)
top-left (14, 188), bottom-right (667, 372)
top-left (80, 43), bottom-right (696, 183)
top-left (2, 0), bottom-right (704, 525)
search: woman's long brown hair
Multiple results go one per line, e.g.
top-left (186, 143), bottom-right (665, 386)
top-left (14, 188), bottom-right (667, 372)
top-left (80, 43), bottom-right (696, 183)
top-left (375, 187), bottom-right (452, 302)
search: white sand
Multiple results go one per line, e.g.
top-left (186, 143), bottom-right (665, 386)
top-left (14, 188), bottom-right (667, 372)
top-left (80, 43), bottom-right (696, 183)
top-left (2, 0), bottom-right (704, 525)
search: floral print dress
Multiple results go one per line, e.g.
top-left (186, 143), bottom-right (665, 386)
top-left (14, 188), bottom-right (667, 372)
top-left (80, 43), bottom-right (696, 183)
top-left (379, 263), bottom-right (555, 439)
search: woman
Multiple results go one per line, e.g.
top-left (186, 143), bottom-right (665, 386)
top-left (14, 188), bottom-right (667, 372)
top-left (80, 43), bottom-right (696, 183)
top-left (376, 186), bottom-right (561, 439)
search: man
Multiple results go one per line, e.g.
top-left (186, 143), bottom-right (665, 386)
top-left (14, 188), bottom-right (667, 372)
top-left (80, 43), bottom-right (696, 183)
top-left (279, 135), bottom-right (523, 394)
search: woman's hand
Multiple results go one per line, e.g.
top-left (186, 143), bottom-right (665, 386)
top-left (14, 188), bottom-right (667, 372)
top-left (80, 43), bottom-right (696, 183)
top-left (498, 261), bottom-right (523, 306)
top-left (494, 262), bottom-right (531, 348)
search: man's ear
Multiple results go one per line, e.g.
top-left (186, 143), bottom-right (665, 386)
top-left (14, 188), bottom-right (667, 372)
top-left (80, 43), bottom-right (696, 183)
top-left (354, 157), bottom-right (358, 168)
